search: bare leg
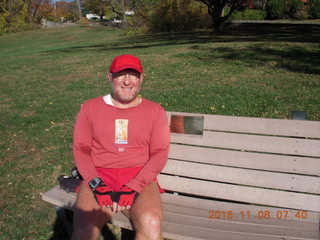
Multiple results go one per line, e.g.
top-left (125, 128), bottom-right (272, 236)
top-left (71, 183), bottom-right (115, 240)
top-left (123, 182), bottom-right (163, 240)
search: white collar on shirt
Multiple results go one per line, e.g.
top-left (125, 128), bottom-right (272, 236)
top-left (103, 94), bottom-right (114, 106)
top-left (103, 94), bottom-right (142, 106)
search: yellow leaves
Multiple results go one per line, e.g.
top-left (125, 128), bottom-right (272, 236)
top-left (210, 106), bottom-right (217, 111)
top-left (159, 102), bottom-right (168, 106)
top-left (211, 104), bottom-right (225, 112)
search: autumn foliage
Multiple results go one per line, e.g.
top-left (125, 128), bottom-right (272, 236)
top-left (0, 0), bottom-right (79, 34)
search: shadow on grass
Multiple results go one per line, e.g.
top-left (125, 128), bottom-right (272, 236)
top-left (196, 44), bottom-right (320, 75)
top-left (44, 23), bottom-right (320, 75)
top-left (49, 207), bottom-right (134, 240)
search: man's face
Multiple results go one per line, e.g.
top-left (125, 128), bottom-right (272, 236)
top-left (108, 69), bottom-right (143, 104)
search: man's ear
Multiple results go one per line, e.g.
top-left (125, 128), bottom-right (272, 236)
top-left (140, 74), bottom-right (144, 83)
top-left (107, 73), bottom-right (113, 83)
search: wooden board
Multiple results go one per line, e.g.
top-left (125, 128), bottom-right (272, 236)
top-left (168, 144), bottom-right (320, 176)
top-left (161, 193), bottom-right (320, 225)
top-left (166, 111), bottom-right (320, 139)
top-left (162, 159), bottom-right (320, 194)
top-left (163, 212), bottom-right (319, 239)
top-left (158, 175), bottom-right (320, 212)
top-left (170, 131), bottom-right (320, 157)
top-left (41, 186), bottom-right (75, 210)
top-left (42, 186), bottom-right (320, 225)
top-left (112, 213), bottom-right (319, 240)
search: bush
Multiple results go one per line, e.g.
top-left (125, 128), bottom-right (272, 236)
top-left (131, 0), bottom-right (210, 32)
top-left (266, 0), bottom-right (286, 19)
top-left (151, 0), bottom-right (210, 32)
top-left (288, 0), bottom-right (304, 18)
top-left (288, 0), bottom-right (309, 20)
top-left (0, 1), bottom-right (33, 35)
top-left (78, 17), bottom-right (90, 28)
top-left (230, 9), bottom-right (266, 20)
top-left (0, 7), bottom-right (9, 34)
top-left (309, 0), bottom-right (320, 18)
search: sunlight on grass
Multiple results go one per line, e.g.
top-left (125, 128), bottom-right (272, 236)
top-left (0, 24), bottom-right (319, 240)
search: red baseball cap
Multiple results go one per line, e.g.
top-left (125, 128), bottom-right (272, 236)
top-left (109, 54), bottom-right (143, 74)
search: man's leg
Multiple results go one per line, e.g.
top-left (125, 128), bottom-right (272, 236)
top-left (71, 183), bottom-right (115, 240)
top-left (123, 182), bottom-right (163, 240)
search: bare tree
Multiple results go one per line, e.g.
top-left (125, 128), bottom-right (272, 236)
top-left (197, 0), bottom-right (246, 32)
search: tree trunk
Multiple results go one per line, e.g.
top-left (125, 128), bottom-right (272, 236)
top-left (213, 22), bottom-right (221, 33)
top-left (211, 7), bottom-right (223, 33)
top-left (76, 0), bottom-right (82, 18)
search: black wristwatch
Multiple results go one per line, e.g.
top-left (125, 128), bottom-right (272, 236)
top-left (89, 177), bottom-right (102, 191)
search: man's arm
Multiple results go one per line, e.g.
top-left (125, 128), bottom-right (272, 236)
top-left (73, 102), bottom-right (100, 184)
top-left (126, 107), bottom-right (170, 193)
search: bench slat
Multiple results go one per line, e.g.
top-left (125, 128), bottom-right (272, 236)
top-left (162, 159), bottom-right (320, 194)
top-left (111, 201), bottom-right (319, 240)
top-left (167, 111), bottom-right (320, 139)
top-left (171, 131), bottom-right (320, 157)
top-left (161, 194), bottom-right (320, 225)
top-left (158, 175), bottom-right (320, 212)
top-left (169, 144), bottom-right (320, 176)
top-left (41, 186), bottom-right (75, 210)
top-left (163, 221), bottom-right (319, 240)
top-left (163, 212), bottom-right (319, 239)
top-left (42, 186), bottom-right (320, 225)
top-left (113, 213), bottom-right (319, 240)
top-left (164, 203), bottom-right (318, 231)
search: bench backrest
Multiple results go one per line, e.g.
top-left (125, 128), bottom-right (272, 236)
top-left (158, 111), bottom-right (320, 212)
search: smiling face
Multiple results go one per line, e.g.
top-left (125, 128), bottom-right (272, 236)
top-left (108, 69), bottom-right (143, 106)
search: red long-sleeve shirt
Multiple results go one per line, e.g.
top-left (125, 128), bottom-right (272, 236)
top-left (73, 96), bottom-right (170, 193)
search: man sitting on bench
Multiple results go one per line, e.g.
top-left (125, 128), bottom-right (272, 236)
top-left (72, 54), bottom-right (170, 240)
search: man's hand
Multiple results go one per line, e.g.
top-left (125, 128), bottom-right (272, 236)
top-left (92, 183), bottom-right (114, 208)
top-left (116, 185), bottom-right (139, 211)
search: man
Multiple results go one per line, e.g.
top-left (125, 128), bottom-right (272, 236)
top-left (71, 54), bottom-right (170, 240)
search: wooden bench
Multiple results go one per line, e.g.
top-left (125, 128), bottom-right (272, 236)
top-left (42, 111), bottom-right (320, 240)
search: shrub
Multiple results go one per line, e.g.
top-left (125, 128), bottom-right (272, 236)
top-left (309, 0), bottom-right (320, 18)
top-left (0, 7), bottom-right (9, 34)
top-left (78, 17), bottom-right (90, 28)
top-left (0, 1), bottom-right (32, 34)
top-left (266, 0), bottom-right (286, 19)
top-left (295, 6), bottom-right (309, 19)
top-left (288, 0), bottom-right (309, 19)
top-left (288, 0), bottom-right (304, 18)
top-left (132, 0), bottom-right (210, 32)
top-left (230, 9), bottom-right (266, 20)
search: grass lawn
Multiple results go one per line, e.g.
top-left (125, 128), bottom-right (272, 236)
top-left (0, 23), bottom-right (319, 240)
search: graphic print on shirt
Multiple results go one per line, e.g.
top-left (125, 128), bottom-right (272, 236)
top-left (115, 119), bottom-right (128, 144)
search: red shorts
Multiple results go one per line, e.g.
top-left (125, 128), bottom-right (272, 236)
top-left (76, 166), bottom-right (165, 193)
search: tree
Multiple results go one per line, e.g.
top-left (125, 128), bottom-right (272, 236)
top-left (56, 1), bottom-right (79, 21)
top-left (36, 0), bottom-right (53, 21)
top-left (196, 0), bottom-right (246, 32)
top-left (0, 0), bottom-right (29, 32)
top-left (84, 0), bottom-right (116, 20)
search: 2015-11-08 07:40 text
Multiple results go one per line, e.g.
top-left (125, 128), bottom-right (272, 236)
top-left (208, 210), bottom-right (308, 220)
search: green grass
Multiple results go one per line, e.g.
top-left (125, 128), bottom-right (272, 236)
top-left (0, 24), bottom-right (319, 240)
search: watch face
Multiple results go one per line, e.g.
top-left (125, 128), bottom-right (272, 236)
top-left (90, 178), bottom-right (101, 189)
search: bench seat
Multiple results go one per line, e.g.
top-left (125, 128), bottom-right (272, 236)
top-left (42, 111), bottom-right (320, 239)
top-left (42, 185), bottom-right (320, 240)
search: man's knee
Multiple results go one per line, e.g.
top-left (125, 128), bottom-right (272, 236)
top-left (72, 223), bottom-right (100, 240)
top-left (134, 210), bottom-right (162, 238)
